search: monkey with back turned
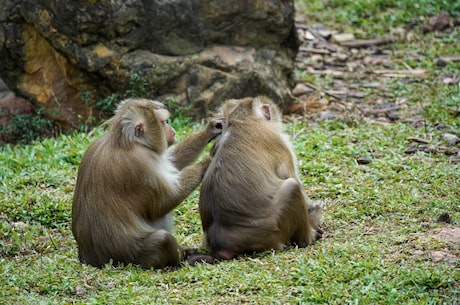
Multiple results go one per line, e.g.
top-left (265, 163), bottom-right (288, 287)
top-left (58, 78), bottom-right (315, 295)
top-left (199, 96), bottom-right (323, 260)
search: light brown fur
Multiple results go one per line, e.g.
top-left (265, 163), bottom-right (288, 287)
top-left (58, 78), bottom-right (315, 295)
top-left (72, 98), bottom-right (221, 268)
top-left (199, 96), bottom-right (323, 260)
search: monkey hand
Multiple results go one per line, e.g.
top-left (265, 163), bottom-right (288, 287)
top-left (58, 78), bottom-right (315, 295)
top-left (314, 225), bottom-right (324, 241)
top-left (198, 156), bottom-right (212, 177)
top-left (206, 118), bottom-right (225, 142)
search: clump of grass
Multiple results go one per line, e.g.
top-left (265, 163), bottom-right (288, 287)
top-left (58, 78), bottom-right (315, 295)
top-left (0, 107), bottom-right (53, 144)
top-left (1, 112), bottom-right (458, 304)
top-left (298, 0), bottom-right (460, 36)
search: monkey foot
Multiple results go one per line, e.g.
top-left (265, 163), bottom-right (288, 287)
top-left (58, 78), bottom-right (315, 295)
top-left (187, 254), bottom-right (215, 266)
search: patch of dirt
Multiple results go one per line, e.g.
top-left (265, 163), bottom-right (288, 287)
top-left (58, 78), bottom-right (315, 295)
top-left (391, 226), bottom-right (460, 264)
top-left (429, 226), bottom-right (460, 244)
top-left (424, 226), bottom-right (460, 263)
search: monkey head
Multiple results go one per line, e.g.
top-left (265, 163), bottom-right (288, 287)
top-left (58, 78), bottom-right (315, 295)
top-left (105, 98), bottom-right (176, 153)
top-left (219, 96), bottom-right (282, 127)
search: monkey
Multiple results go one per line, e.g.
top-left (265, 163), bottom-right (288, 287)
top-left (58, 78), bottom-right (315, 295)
top-left (199, 96), bottom-right (323, 260)
top-left (71, 98), bottom-right (222, 269)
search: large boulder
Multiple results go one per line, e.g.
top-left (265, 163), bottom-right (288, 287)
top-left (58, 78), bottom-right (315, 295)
top-left (0, 0), bottom-right (298, 129)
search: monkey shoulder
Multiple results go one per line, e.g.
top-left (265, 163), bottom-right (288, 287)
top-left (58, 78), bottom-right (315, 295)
top-left (134, 147), bottom-right (180, 190)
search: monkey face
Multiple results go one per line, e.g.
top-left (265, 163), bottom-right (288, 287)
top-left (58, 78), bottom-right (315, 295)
top-left (152, 106), bottom-right (175, 146)
top-left (163, 122), bottom-right (176, 146)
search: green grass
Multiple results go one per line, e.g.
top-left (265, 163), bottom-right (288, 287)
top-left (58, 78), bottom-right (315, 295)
top-left (297, 0), bottom-right (460, 37)
top-left (1, 0), bottom-right (460, 304)
top-left (1, 120), bottom-right (458, 304)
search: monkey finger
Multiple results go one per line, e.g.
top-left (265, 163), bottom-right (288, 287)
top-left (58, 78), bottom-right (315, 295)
top-left (315, 225), bottom-right (324, 240)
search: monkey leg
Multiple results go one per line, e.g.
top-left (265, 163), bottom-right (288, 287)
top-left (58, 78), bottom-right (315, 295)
top-left (275, 178), bottom-right (315, 248)
top-left (135, 229), bottom-right (182, 269)
top-left (206, 223), bottom-right (281, 260)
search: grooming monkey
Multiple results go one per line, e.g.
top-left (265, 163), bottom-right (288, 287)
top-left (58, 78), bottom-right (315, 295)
top-left (199, 96), bottom-right (323, 260)
top-left (72, 98), bottom-right (222, 268)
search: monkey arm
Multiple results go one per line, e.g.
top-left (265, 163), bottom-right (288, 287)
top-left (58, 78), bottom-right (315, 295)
top-left (168, 120), bottom-right (222, 170)
top-left (167, 157), bottom-right (211, 206)
top-left (168, 131), bottom-right (209, 170)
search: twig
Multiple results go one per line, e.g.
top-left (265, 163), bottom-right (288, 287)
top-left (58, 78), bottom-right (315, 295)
top-left (339, 37), bottom-right (394, 48)
top-left (373, 69), bottom-right (427, 78)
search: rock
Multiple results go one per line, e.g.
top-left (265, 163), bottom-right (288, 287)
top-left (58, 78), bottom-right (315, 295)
top-left (304, 31), bottom-right (315, 40)
top-left (0, 0), bottom-right (299, 131)
top-left (422, 11), bottom-right (451, 33)
top-left (11, 221), bottom-right (29, 230)
top-left (319, 109), bottom-right (337, 120)
top-left (437, 212), bottom-right (452, 224)
top-left (356, 156), bottom-right (372, 165)
top-left (430, 11), bottom-right (451, 31)
top-left (75, 285), bottom-right (87, 297)
top-left (331, 33), bottom-right (356, 44)
top-left (442, 133), bottom-right (460, 146)
top-left (317, 29), bottom-right (333, 39)
top-left (291, 83), bottom-right (312, 97)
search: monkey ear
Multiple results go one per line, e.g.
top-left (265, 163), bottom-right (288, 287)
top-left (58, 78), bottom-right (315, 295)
top-left (260, 104), bottom-right (271, 120)
top-left (134, 123), bottom-right (144, 137)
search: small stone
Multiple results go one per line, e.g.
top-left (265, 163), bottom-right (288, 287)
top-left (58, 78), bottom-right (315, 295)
top-left (12, 221), bottom-right (28, 229)
top-left (292, 83), bottom-right (311, 97)
top-left (331, 33), bottom-right (356, 43)
top-left (442, 77), bottom-right (455, 85)
top-left (362, 82), bottom-right (382, 89)
top-left (304, 31), bottom-right (315, 40)
top-left (319, 110), bottom-right (337, 121)
top-left (318, 29), bottom-right (333, 39)
top-left (442, 133), bottom-right (460, 146)
top-left (391, 27), bottom-right (407, 40)
top-left (75, 285), bottom-right (87, 297)
top-left (431, 11), bottom-right (451, 31)
top-left (386, 112), bottom-right (399, 122)
top-left (297, 29), bottom-right (306, 42)
top-left (356, 156), bottom-right (371, 165)
top-left (423, 11), bottom-right (451, 33)
top-left (437, 212), bottom-right (452, 224)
